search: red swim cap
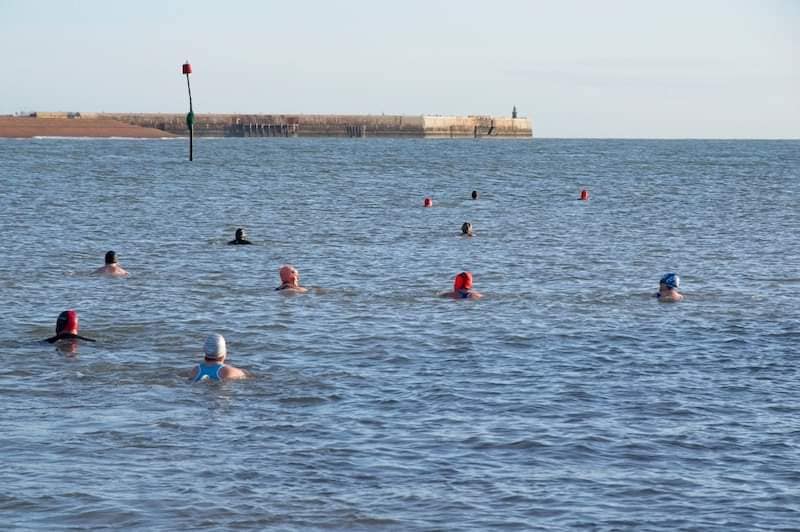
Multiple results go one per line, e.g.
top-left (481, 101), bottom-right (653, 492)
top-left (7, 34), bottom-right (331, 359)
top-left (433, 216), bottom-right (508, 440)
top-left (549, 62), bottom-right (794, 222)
top-left (56, 309), bottom-right (79, 335)
top-left (453, 272), bottom-right (473, 291)
top-left (423, 197), bottom-right (433, 207)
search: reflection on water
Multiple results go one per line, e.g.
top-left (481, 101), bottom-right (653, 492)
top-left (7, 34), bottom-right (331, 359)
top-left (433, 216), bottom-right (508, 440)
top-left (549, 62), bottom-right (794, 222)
top-left (54, 339), bottom-right (79, 357)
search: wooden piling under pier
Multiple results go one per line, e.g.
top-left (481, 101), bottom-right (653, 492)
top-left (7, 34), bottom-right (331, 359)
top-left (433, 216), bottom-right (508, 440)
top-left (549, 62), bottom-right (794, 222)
top-left (230, 122), bottom-right (298, 137)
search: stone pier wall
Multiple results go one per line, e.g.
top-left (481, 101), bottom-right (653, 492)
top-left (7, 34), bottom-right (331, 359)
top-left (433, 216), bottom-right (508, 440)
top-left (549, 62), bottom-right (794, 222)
top-left (98, 113), bottom-right (532, 138)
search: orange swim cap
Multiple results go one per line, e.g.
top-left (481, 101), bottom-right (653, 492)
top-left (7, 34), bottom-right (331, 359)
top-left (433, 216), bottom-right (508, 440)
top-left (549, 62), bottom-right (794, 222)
top-left (279, 265), bottom-right (298, 284)
top-left (453, 272), bottom-right (473, 291)
top-left (56, 309), bottom-right (79, 335)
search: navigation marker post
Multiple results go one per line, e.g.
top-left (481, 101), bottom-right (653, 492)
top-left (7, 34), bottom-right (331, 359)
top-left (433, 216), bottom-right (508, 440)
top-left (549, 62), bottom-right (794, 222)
top-left (182, 61), bottom-right (194, 161)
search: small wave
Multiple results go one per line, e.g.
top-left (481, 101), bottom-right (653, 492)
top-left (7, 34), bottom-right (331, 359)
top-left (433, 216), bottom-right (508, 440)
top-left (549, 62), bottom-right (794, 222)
top-left (278, 395), bottom-right (328, 406)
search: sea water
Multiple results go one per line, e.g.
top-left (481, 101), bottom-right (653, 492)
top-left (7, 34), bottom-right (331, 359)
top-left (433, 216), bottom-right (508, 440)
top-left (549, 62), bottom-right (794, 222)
top-left (0, 137), bottom-right (798, 530)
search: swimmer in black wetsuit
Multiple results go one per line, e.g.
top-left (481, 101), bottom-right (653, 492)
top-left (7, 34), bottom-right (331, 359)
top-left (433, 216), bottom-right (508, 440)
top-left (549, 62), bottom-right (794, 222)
top-left (44, 310), bottom-right (96, 343)
top-left (228, 228), bottom-right (253, 245)
top-left (461, 222), bottom-right (474, 236)
top-left (471, 190), bottom-right (478, 200)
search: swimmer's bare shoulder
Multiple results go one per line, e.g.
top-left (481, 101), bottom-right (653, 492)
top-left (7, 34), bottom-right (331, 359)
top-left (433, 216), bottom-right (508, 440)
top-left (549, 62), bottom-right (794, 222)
top-left (278, 286), bottom-right (309, 293)
top-left (221, 366), bottom-right (248, 379)
top-left (94, 265), bottom-right (129, 277)
top-left (438, 290), bottom-right (483, 299)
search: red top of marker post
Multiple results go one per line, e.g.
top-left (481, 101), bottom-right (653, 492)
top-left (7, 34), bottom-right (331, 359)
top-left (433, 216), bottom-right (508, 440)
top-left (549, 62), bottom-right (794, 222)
top-left (182, 62), bottom-right (192, 75)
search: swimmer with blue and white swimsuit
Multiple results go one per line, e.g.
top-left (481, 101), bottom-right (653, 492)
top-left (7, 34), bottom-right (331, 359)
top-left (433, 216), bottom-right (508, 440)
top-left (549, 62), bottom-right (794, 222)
top-left (190, 334), bottom-right (247, 382)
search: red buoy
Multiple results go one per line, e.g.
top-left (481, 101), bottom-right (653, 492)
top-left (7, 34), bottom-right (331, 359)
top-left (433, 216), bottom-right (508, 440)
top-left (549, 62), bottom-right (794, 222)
top-left (423, 197), bottom-right (433, 207)
top-left (579, 189), bottom-right (589, 201)
top-left (182, 61), bottom-right (192, 75)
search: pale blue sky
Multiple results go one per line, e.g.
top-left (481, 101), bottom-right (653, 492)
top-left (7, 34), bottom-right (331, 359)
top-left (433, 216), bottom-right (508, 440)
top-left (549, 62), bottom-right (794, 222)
top-left (1, 0), bottom-right (797, 138)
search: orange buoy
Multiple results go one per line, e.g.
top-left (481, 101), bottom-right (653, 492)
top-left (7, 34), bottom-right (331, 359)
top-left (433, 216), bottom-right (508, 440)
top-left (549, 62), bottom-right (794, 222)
top-left (423, 197), bottom-right (433, 207)
top-left (579, 189), bottom-right (589, 201)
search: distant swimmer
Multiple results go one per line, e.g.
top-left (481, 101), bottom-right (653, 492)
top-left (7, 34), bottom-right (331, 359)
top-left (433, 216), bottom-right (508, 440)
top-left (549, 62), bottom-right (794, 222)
top-left (440, 271), bottom-right (483, 299)
top-left (461, 222), bottom-right (474, 236)
top-left (276, 264), bottom-right (308, 293)
top-left (423, 197), bottom-right (433, 208)
top-left (471, 190), bottom-right (478, 200)
top-left (579, 189), bottom-right (590, 201)
top-left (656, 273), bottom-right (684, 302)
top-left (93, 250), bottom-right (129, 277)
top-left (44, 309), bottom-right (96, 344)
top-left (189, 333), bottom-right (247, 382)
top-left (228, 227), bottom-right (253, 245)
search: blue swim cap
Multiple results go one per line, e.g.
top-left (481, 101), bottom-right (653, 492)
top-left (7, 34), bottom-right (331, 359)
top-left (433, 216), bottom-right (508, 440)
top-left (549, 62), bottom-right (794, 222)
top-left (660, 273), bottom-right (680, 289)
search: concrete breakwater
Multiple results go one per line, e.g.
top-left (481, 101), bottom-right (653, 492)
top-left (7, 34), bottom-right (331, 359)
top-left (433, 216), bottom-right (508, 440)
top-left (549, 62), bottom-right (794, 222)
top-left (99, 113), bottom-right (532, 138)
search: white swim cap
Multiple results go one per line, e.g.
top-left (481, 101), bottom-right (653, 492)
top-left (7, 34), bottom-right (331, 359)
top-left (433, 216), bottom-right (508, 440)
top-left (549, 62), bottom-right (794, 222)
top-left (203, 333), bottom-right (227, 360)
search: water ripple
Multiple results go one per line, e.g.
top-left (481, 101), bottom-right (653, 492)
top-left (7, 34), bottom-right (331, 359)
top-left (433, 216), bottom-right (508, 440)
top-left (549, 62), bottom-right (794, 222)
top-left (1, 138), bottom-right (799, 530)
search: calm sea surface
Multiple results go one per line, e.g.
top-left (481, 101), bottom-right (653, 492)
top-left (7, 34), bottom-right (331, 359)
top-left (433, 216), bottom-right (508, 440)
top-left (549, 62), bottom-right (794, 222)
top-left (1, 137), bottom-right (798, 530)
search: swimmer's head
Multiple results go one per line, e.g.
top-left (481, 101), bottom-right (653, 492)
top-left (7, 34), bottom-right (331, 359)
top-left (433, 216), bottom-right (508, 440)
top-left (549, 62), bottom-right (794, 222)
top-left (56, 309), bottom-right (79, 336)
top-left (453, 271), bottom-right (473, 291)
top-left (423, 197), bottom-right (433, 207)
top-left (660, 273), bottom-right (680, 289)
top-left (105, 250), bottom-right (117, 264)
top-left (471, 190), bottom-right (478, 200)
top-left (280, 264), bottom-right (299, 285)
top-left (203, 333), bottom-right (227, 361)
top-left (461, 222), bottom-right (473, 235)
top-left (235, 228), bottom-right (245, 240)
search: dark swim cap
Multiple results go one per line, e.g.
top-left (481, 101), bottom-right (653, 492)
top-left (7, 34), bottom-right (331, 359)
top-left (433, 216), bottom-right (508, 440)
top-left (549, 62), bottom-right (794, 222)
top-left (660, 273), bottom-right (680, 289)
top-left (56, 310), bottom-right (79, 335)
top-left (105, 250), bottom-right (117, 264)
top-left (235, 228), bottom-right (244, 240)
